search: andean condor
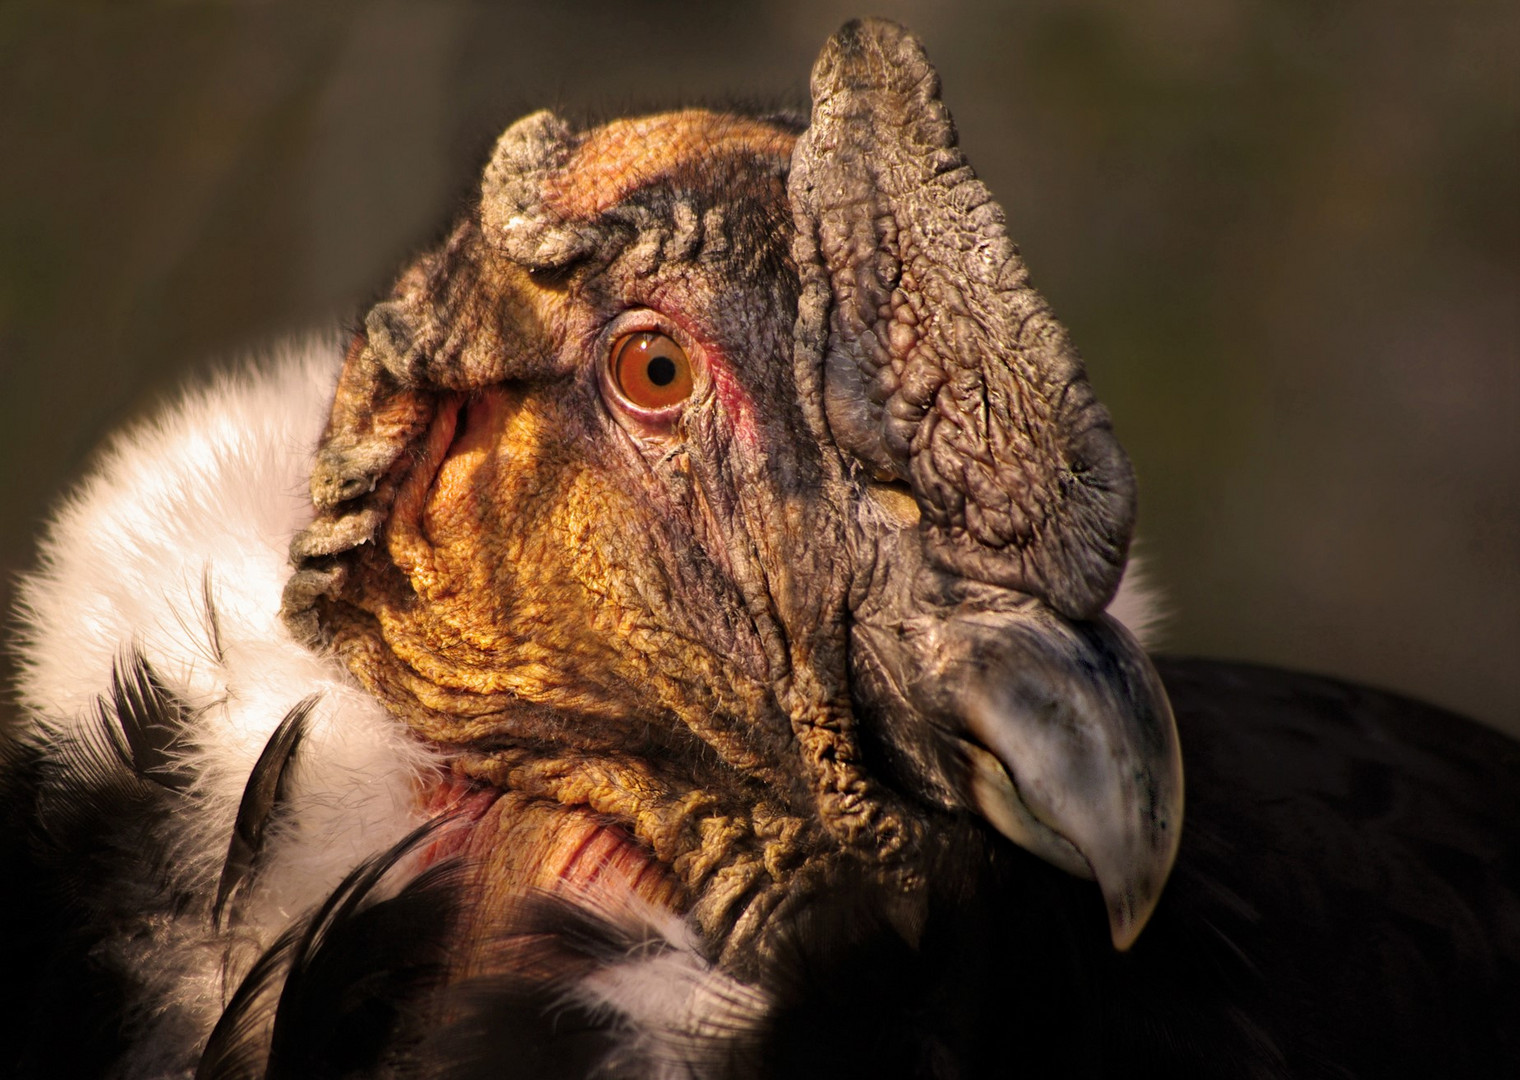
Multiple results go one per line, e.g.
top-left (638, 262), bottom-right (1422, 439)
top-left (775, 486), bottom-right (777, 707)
top-left (1, 18), bottom-right (1515, 1080)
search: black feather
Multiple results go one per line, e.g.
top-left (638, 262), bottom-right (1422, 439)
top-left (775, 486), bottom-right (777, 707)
top-left (199, 818), bottom-right (465, 1080)
top-left (203, 568), bottom-right (227, 666)
top-left (195, 918), bottom-right (308, 1080)
top-left (0, 727), bottom-right (140, 1079)
top-left (416, 975), bottom-right (619, 1080)
top-left (268, 859), bottom-right (467, 1080)
top-left (1134, 658), bottom-right (1520, 1076)
top-left (97, 645), bottom-right (196, 791)
top-left (214, 695), bottom-right (317, 929)
top-left (414, 893), bottom-right (769, 1080)
top-left (0, 662), bottom-right (202, 1079)
top-left (408, 895), bottom-right (633, 1080)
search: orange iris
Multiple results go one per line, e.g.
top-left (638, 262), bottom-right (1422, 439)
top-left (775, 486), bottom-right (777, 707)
top-left (610, 331), bottom-right (694, 410)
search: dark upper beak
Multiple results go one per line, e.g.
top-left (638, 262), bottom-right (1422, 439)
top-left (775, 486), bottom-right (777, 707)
top-left (850, 526), bottom-right (1183, 950)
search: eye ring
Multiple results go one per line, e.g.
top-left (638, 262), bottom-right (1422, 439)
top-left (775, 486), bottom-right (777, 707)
top-left (598, 311), bottom-right (705, 431)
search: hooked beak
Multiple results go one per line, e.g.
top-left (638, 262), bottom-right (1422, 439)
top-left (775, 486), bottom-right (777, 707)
top-left (956, 611), bottom-right (1181, 949)
top-left (854, 579), bottom-right (1183, 950)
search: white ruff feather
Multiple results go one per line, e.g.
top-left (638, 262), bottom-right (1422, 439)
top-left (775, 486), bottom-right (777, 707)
top-left (1108, 554), bottom-right (1166, 649)
top-left (13, 338), bottom-right (437, 1077)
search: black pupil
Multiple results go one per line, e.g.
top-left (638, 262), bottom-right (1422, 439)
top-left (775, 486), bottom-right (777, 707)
top-left (647, 354), bottom-right (677, 387)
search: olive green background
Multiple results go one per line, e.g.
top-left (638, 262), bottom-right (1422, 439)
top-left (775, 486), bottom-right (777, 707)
top-left (2, 2), bottom-right (1515, 734)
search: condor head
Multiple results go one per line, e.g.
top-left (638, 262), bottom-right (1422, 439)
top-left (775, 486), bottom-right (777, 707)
top-left (281, 18), bottom-right (1182, 992)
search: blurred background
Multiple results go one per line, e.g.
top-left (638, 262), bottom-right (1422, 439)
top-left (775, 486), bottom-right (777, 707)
top-left (1, 1), bottom-right (1515, 735)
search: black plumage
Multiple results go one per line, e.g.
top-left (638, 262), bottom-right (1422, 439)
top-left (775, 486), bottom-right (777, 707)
top-left (199, 823), bottom-right (466, 1080)
top-left (214, 696), bottom-right (315, 930)
top-left (0, 650), bottom-right (200, 1077)
top-left (97, 646), bottom-right (198, 793)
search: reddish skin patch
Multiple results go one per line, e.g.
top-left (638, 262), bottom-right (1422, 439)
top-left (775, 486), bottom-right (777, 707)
top-left (708, 358), bottom-right (761, 449)
top-left (451, 791), bottom-right (686, 980)
top-left (419, 772), bottom-right (653, 898)
top-left (414, 771), bottom-right (497, 870)
top-left (414, 769), bottom-right (685, 980)
top-left (458, 793), bottom-right (680, 908)
top-left (548, 816), bottom-right (676, 903)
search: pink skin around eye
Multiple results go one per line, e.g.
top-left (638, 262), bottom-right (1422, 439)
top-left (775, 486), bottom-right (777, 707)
top-left (704, 350), bottom-right (760, 449)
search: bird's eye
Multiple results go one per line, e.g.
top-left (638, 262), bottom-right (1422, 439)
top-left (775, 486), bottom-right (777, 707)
top-left (609, 331), bottom-right (694, 411)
